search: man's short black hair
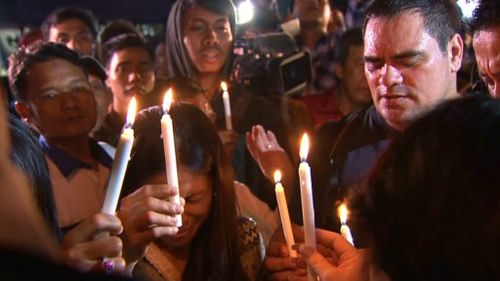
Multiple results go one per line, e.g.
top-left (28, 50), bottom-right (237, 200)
top-left (41, 6), bottom-right (99, 40)
top-left (364, 0), bottom-right (463, 53)
top-left (99, 19), bottom-right (142, 46)
top-left (335, 28), bottom-right (363, 65)
top-left (8, 41), bottom-right (83, 102)
top-left (100, 33), bottom-right (153, 67)
top-left (469, 0), bottom-right (500, 35)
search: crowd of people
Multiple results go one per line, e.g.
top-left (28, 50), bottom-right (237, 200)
top-left (0, 0), bottom-right (499, 280)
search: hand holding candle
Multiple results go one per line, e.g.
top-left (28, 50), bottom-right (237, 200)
top-left (101, 97), bottom-right (137, 214)
top-left (220, 82), bottom-right (233, 130)
top-left (298, 133), bottom-right (317, 281)
top-left (274, 170), bottom-right (297, 258)
top-left (338, 203), bottom-right (355, 246)
top-left (161, 89), bottom-right (182, 227)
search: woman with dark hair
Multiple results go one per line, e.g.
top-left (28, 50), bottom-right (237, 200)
top-left (8, 115), bottom-right (62, 241)
top-left (118, 104), bottom-right (261, 281)
top-left (168, 76), bottom-right (279, 245)
top-left (289, 96), bottom-right (500, 281)
top-left (165, 0), bottom-right (236, 83)
top-left (165, 0), bottom-right (291, 210)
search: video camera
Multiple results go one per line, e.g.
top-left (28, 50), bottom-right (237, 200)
top-left (233, 32), bottom-right (312, 96)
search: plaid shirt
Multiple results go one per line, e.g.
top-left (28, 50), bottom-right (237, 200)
top-left (296, 31), bottom-right (339, 96)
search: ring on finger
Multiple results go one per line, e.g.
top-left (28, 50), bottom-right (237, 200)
top-left (101, 257), bottom-right (114, 273)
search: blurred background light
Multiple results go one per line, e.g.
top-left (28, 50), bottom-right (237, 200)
top-left (237, 0), bottom-right (255, 25)
top-left (457, 0), bottom-right (478, 19)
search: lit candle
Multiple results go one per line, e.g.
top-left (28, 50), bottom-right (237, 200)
top-left (220, 82), bottom-right (233, 130)
top-left (101, 97), bottom-right (136, 214)
top-left (338, 203), bottom-right (355, 246)
top-left (161, 89), bottom-right (182, 227)
top-left (274, 170), bottom-right (297, 258)
top-left (298, 133), bottom-right (316, 281)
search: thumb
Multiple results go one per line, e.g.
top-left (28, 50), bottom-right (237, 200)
top-left (298, 245), bottom-right (336, 279)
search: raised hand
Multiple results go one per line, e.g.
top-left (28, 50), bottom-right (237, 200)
top-left (246, 125), bottom-right (295, 199)
top-left (62, 213), bottom-right (125, 273)
top-left (117, 184), bottom-right (184, 265)
top-left (291, 229), bottom-right (369, 281)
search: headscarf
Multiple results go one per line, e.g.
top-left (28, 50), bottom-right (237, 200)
top-left (165, 0), bottom-right (237, 80)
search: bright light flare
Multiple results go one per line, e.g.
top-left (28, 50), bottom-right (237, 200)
top-left (299, 133), bottom-right (310, 161)
top-left (274, 170), bottom-right (282, 183)
top-left (338, 203), bottom-right (349, 224)
top-left (237, 0), bottom-right (254, 25)
top-left (126, 97), bottom-right (137, 126)
top-left (221, 81), bottom-right (228, 92)
top-left (163, 88), bottom-right (173, 113)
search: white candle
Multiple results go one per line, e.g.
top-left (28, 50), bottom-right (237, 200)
top-left (101, 97), bottom-right (136, 214)
top-left (220, 82), bottom-right (233, 130)
top-left (338, 203), bottom-right (355, 246)
top-left (161, 89), bottom-right (182, 227)
top-left (274, 170), bottom-right (297, 258)
top-left (298, 133), bottom-right (316, 281)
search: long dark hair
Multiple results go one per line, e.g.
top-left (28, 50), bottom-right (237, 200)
top-left (351, 96), bottom-right (500, 280)
top-left (123, 104), bottom-right (248, 281)
top-left (9, 115), bottom-right (61, 241)
top-left (165, 0), bottom-right (236, 80)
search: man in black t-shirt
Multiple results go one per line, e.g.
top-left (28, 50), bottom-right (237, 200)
top-left (250, 0), bottom-right (465, 277)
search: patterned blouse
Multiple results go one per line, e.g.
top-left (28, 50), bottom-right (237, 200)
top-left (133, 217), bottom-right (264, 281)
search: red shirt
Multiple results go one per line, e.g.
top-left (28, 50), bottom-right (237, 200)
top-left (299, 89), bottom-right (343, 128)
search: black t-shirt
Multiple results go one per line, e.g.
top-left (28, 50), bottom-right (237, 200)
top-left (291, 106), bottom-right (399, 234)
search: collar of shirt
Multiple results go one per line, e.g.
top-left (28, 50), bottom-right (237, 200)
top-left (39, 135), bottom-right (113, 178)
top-left (366, 105), bottom-right (401, 138)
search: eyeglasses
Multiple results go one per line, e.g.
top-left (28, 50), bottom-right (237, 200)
top-left (37, 83), bottom-right (93, 102)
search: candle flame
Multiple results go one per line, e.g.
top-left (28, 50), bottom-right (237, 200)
top-left (273, 170), bottom-right (282, 183)
top-left (163, 88), bottom-right (173, 113)
top-left (338, 203), bottom-right (348, 224)
top-left (299, 133), bottom-right (310, 161)
top-left (126, 97), bottom-right (137, 126)
top-left (221, 81), bottom-right (228, 92)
